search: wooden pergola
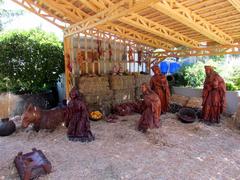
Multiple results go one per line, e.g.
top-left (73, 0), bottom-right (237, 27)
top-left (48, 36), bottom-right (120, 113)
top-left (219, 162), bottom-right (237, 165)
top-left (11, 0), bottom-right (240, 52)
top-left (11, 0), bottom-right (240, 96)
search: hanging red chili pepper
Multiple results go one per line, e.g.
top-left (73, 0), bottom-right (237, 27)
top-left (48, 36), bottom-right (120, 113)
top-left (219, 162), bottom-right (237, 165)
top-left (77, 49), bottom-right (83, 65)
top-left (109, 43), bottom-right (112, 61)
top-left (128, 47), bottom-right (134, 62)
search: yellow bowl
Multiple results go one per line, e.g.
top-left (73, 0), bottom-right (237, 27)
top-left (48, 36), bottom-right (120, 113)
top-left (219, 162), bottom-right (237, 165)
top-left (89, 111), bottom-right (103, 121)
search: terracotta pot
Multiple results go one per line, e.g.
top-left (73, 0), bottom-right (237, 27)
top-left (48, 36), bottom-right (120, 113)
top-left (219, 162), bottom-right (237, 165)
top-left (0, 118), bottom-right (16, 136)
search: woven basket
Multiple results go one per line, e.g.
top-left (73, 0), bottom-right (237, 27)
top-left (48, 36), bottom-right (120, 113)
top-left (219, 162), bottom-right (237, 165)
top-left (178, 108), bottom-right (196, 123)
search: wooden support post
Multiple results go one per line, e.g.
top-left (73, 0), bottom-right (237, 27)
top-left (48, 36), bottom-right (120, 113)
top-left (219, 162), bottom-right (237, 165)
top-left (77, 33), bottom-right (81, 75)
top-left (84, 33), bottom-right (88, 74)
top-left (64, 36), bottom-right (71, 99)
top-left (103, 32), bottom-right (106, 74)
top-left (70, 36), bottom-right (76, 87)
top-left (91, 31), bottom-right (95, 74)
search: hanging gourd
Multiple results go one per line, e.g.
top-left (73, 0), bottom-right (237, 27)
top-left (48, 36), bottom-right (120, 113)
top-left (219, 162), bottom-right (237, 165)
top-left (137, 48), bottom-right (142, 65)
top-left (122, 41), bottom-right (127, 61)
top-left (97, 39), bottom-right (103, 60)
top-left (91, 49), bottom-right (95, 62)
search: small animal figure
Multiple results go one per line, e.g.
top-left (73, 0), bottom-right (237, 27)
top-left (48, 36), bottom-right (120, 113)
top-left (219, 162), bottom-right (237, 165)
top-left (21, 104), bottom-right (66, 131)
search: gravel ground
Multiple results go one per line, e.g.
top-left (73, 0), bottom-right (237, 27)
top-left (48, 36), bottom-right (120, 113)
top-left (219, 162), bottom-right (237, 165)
top-left (0, 113), bottom-right (240, 180)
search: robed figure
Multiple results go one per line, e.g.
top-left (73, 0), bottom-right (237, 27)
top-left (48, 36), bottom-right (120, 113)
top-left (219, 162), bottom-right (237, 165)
top-left (138, 83), bottom-right (161, 133)
top-left (202, 66), bottom-right (226, 123)
top-left (150, 65), bottom-right (170, 113)
top-left (65, 87), bottom-right (95, 142)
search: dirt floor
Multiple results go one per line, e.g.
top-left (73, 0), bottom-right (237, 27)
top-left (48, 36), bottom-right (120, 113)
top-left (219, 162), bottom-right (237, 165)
top-left (1, 113), bottom-right (240, 180)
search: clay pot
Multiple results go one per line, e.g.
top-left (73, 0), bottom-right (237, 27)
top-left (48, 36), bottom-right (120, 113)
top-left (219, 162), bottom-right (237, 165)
top-left (0, 118), bottom-right (16, 136)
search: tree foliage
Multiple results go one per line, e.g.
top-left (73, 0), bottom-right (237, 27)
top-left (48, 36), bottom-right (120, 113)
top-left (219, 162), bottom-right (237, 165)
top-left (0, 29), bottom-right (64, 93)
top-left (173, 58), bottom-right (240, 90)
top-left (173, 62), bottom-right (206, 88)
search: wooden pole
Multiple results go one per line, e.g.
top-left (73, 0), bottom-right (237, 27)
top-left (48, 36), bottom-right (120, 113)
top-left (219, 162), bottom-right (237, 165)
top-left (103, 32), bottom-right (106, 74)
top-left (91, 30), bottom-right (95, 74)
top-left (64, 36), bottom-right (71, 99)
top-left (84, 33), bottom-right (88, 74)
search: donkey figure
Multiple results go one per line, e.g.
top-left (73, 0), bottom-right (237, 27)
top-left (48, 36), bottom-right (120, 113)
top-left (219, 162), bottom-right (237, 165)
top-left (21, 104), bottom-right (67, 131)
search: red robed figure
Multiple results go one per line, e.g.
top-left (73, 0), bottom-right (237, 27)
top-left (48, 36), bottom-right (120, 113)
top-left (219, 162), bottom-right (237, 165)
top-left (150, 65), bottom-right (170, 114)
top-left (138, 83), bottom-right (161, 133)
top-left (65, 87), bottom-right (95, 142)
top-left (202, 66), bottom-right (226, 123)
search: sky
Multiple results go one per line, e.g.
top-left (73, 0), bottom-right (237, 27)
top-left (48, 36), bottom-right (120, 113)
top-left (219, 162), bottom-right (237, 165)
top-left (1, 0), bottom-right (63, 41)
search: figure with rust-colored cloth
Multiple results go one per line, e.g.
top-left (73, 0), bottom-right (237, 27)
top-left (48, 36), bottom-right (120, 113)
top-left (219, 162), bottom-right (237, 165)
top-left (138, 83), bottom-right (161, 133)
top-left (65, 87), bottom-right (95, 142)
top-left (150, 65), bottom-right (170, 114)
top-left (202, 66), bottom-right (226, 123)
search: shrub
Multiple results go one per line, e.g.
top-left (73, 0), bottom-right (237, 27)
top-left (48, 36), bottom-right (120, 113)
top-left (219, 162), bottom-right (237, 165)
top-left (0, 29), bottom-right (64, 93)
top-left (226, 82), bottom-right (238, 91)
top-left (174, 62), bottom-right (206, 88)
top-left (173, 59), bottom-right (228, 88)
top-left (229, 65), bottom-right (240, 90)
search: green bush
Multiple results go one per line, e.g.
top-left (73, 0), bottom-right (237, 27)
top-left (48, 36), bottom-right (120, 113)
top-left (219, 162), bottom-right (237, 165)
top-left (229, 65), bottom-right (240, 90)
top-left (173, 59), bottom-right (230, 89)
top-left (174, 62), bottom-right (206, 88)
top-left (0, 29), bottom-right (64, 93)
top-left (226, 82), bottom-right (238, 91)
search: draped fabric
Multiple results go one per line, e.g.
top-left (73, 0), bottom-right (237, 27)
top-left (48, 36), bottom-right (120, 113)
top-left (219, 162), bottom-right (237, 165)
top-left (138, 86), bottom-right (161, 132)
top-left (65, 87), bottom-right (95, 142)
top-left (150, 74), bottom-right (170, 113)
top-left (202, 71), bottom-right (226, 123)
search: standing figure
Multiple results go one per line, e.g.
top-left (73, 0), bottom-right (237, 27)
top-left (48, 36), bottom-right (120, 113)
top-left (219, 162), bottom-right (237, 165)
top-left (65, 87), bottom-right (95, 142)
top-left (202, 66), bottom-right (226, 123)
top-left (150, 65), bottom-right (170, 114)
top-left (138, 83), bottom-right (161, 133)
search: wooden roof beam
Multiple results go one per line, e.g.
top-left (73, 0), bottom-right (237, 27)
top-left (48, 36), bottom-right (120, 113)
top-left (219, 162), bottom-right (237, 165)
top-left (38, 0), bottom-right (88, 21)
top-left (228, 0), bottom-right (240, 13)
top-left (68, 0), bottom-right (173, 49)
top-left (13, 0), bottom-right (172, 49)
top-left (77, 0), bottom-right (99, 12)
top-left (64, 0), bottom-right (158, 37)
top-left (120, 14), bottom-right (200, 48)
top-left (152, 0), bottom-right (234, 45)
top-left (11, 0), bottom-right (68, 29)
top-left (86, 0), bottom-right (198, 48)
top-left (154, 44), bottom-right (240, 58)
top-left (98, 23), bottom-right (174, 50)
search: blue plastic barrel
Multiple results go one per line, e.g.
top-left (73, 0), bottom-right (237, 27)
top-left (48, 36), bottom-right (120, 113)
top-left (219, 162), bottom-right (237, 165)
top-left (159, 62), bottom-right (168, 74)
top-left (169, 62), bottom-right (181, 74)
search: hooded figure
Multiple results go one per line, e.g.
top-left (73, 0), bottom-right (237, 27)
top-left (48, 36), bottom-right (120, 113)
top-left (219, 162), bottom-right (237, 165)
top-left (65, 87), bottom-right (95, 142)
top-left (150, 65), bottom-right (170, 114)
top-left (202, 66), bottom-right (226, 123)
top-left (138, 83), bottom-right (161, 133)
